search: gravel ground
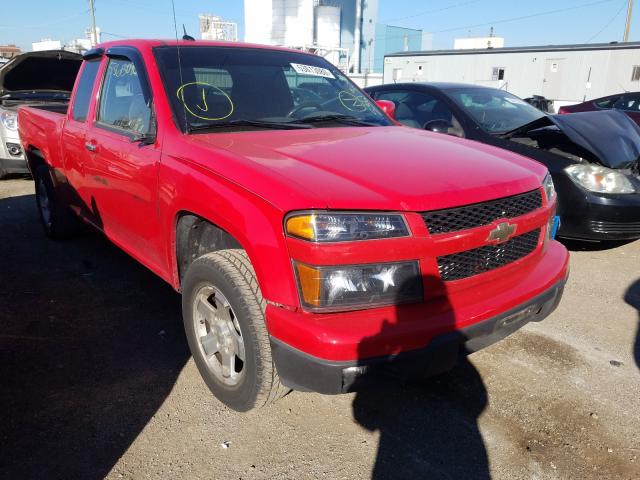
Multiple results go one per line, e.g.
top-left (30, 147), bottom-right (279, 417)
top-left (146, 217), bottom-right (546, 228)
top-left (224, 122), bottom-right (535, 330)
top-left (1, 177), bottom-right (638, 480)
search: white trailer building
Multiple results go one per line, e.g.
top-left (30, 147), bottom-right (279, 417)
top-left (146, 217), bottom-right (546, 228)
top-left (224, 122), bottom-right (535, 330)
top-left (383, 41), bottom-right (640, 108)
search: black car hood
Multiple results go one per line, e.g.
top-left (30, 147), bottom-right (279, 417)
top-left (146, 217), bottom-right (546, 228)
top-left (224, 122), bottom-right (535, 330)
top-left (508, 110), bottom-right (640, 169)
top-left (0, 50), bottom-right (82, 97)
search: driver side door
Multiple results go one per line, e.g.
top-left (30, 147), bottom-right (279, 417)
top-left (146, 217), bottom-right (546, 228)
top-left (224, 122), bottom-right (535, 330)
top-left (84, 49), bottom-right (166, 277)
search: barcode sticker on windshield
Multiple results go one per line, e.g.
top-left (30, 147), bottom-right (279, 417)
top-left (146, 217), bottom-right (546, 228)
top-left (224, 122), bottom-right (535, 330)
top-left (290, 63), bottom-right (335, 79)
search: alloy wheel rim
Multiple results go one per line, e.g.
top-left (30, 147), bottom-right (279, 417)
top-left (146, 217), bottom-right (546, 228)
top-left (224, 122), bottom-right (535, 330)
top-left (193, 285), bottom-right (246, 386)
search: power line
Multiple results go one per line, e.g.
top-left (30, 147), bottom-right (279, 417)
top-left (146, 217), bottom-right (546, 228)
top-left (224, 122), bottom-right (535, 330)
top-left (382, 0), bottom-right (482, 24)
top-left (430, 0), bottom-right (618, 34)
top-left (101, 31), bottom-right (128, 39)
top-left (586, 0), bottom-right (627, 42)
top-left (0, 10), bottom-right (89, 29)
top-left (372, 0), bottom-right (618, 45)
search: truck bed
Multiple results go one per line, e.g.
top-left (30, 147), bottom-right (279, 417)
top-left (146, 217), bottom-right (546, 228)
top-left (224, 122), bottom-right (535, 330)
top-left (17, 105), bottom-right (68, 170)
top-left (26, 103), bottom-right (69, 115)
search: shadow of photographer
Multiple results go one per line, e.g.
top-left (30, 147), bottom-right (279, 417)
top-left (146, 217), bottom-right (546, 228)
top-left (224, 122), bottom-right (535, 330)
top-left (624, 279), bottom-right (640, 372)
top-left (0, 193), bottom-right (190, 479)
top-left (352, 274), bottom-right (490, 480)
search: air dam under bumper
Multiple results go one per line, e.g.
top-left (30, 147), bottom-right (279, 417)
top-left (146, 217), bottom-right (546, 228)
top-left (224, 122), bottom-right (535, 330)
top-left (271, 280), bottom-right (565, 394)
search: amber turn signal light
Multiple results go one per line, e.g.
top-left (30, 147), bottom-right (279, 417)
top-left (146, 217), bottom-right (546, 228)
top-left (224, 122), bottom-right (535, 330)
top-left (294, 262), bottom-right (322, 307)
top-left (286, 214), bottom-right (316, 241)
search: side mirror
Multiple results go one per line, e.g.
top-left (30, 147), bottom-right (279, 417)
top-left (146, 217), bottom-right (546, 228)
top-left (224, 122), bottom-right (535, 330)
top-left (424, 119), bottom-right (453, 134)
top-left (376, 100), bottom-right (396, 120)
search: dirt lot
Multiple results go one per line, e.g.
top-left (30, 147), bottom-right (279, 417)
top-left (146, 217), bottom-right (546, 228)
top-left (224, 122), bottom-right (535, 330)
top-left (0, 178), bottom-right (638, 480)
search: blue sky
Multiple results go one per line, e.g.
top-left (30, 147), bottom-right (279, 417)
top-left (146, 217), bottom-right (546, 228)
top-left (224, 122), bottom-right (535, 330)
top-left (2, 0), bottom-right (638, 51)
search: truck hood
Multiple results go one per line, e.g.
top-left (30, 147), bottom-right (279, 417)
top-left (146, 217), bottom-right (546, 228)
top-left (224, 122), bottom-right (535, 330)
top-left (0, 50), bottom-right (82, 97)
top-left (185, 126), bottom-right (546, 212)
top-left (506, 110), bottom-right (640, 169)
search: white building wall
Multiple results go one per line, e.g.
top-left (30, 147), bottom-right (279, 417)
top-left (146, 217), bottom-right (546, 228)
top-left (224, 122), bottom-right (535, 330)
top-left (244, 0), bottom-right (275, 44)
top-left (245, 0), bottom-right (314, 47)
top-left (383, 45), bottom-right (640, 104)
top-left (315, 6), bottom-right (341, 47)
top-left (32, 39), bottom-right (62, 51)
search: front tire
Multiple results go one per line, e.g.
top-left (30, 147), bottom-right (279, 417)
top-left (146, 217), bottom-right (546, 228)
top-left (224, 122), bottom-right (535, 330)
top-left (182, 250), bottom-right (289, 411)
top-left (34, 165), bottom-right (78, 239)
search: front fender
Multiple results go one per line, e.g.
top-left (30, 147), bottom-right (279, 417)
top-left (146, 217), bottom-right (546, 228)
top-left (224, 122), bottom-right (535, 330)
top-left (159, 156), bottom-right (299, 308)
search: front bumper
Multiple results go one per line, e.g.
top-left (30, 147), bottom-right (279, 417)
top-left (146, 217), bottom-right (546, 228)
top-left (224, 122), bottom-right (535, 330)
top-left (556, 176), bottom-right (640, 240)
top-left (271, 278), bottom-right (565, 394)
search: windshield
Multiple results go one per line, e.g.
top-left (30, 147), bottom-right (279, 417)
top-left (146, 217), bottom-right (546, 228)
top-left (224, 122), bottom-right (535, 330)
top-left (153, 46), bottom-right (391, 132)
top-left (448, 88), bottom-right (545, 134)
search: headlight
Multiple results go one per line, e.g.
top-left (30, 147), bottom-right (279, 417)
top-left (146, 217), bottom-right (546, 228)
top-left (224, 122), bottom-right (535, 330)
top-left (294, 261), bottom-right (422, 311)
top-left (565, 164), bottom-right (636, 194)
top-left (542, 172), bottom-right (556, 203)
top-left (286, 212), bottom-right (409, 242)
top-left (1, 111), bottom-right (18, 131)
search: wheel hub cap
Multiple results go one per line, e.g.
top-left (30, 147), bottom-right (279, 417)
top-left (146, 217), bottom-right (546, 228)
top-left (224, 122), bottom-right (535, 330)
top-left (193, 285), bottom-right (245, 386)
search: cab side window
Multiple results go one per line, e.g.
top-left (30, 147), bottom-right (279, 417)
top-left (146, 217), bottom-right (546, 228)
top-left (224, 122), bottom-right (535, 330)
top-left (615, 94), bottom-right (640, 112)
top-left (98, 58), bottom-right (151, 134)
top-left (71, 60), bottom-right (100, 122)
top-left (595, 96), bottom-right (619, 109)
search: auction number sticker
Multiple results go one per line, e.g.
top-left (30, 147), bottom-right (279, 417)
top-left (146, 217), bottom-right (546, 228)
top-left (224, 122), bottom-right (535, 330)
top-left (290, 63), bottom-right (335, 79)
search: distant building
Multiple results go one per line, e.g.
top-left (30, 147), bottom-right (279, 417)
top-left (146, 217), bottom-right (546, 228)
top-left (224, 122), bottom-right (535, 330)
top-left (0, 44), bottom-right (22, 59)
top-left (383, 41), bottom-right (640, 109)
top-left (32, 39), bottom-right (63, 51)
top-left (85, 27), bottom-right (102, 46)
top-left (243, 0), bottom-right (378, 73)
top-left (199, 14), bottom-right (238, 41)
top-left (372, 25), bottom-right (431, 74)
top-left (454, 36), bottom-right (505, 50)
top-left (65, 38), bottom-right (93, 54)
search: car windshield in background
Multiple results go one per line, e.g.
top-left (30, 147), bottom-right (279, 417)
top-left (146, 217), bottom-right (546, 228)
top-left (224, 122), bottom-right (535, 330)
top-left (448, 88), bottom-right (546, 134)
top-left (153, 46), bottom-right (391, 132)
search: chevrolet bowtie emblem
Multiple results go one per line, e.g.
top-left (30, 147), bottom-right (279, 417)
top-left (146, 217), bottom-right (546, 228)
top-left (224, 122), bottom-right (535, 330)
top-left (488, 222), bottom-right (517, 244)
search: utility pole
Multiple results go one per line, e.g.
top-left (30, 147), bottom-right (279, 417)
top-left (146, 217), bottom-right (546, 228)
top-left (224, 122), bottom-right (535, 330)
top-left (624, 0), bottom-right (634, 42)
top-left (89, 0), bottom-right (98, 45)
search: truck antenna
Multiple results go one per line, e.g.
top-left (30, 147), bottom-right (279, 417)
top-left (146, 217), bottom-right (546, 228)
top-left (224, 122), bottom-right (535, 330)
top-left (182, 25), bottom-right (195, 41)
top-left (171, 0), bottom-right (189, 132)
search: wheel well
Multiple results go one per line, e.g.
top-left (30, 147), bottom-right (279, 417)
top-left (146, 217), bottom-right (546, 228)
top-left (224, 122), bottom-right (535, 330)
top-left (176, 213), bottom-right (242, 283)
top-left (25, 146), bottom-right (46, 174)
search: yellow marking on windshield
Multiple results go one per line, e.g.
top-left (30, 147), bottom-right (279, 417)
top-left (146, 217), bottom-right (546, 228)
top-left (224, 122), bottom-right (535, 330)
top-left (338, 90), bottom-right (369, 113)
top-left (176, 82), bottom-right (234, 121)
top-left (196, 88), bottom-right (209, 112)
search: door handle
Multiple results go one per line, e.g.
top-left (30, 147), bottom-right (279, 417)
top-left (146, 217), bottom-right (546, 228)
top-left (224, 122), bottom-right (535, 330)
top-left (85, 142), bottom-right (97, 152)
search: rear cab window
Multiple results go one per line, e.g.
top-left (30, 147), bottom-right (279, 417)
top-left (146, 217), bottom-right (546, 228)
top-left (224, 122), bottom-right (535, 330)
top-left (71, 60), bottom-right (101, 122)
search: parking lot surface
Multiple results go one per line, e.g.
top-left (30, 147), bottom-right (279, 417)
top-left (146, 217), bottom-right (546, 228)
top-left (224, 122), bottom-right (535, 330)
top-left (1, 178), bottom-right (639, 480)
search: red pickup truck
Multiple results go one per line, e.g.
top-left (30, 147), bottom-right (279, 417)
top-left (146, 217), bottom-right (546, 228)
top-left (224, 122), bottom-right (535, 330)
top-left (18, 40), bottom-right (569, 411)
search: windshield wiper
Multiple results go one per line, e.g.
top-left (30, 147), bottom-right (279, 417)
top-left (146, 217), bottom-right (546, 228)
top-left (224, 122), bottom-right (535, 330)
top-left (187, 119), bottom-right (312, 133)
top-left (294, 114), bottom-right (379, 126)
